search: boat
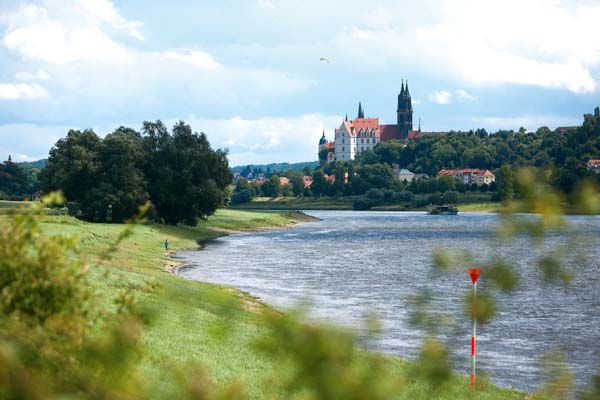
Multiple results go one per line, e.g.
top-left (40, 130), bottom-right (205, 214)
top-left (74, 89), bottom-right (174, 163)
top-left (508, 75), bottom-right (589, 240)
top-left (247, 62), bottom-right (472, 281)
top-left (427, 204), bottom-right (459, 215)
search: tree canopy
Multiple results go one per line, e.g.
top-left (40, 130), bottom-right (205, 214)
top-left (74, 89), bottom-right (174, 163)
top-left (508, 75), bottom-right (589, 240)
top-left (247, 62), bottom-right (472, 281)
top-left (40, 121), bottom-right (232, 225)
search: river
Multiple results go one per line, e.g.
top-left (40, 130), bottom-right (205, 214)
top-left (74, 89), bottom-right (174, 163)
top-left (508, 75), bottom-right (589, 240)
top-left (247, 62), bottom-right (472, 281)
top-left (176, 211), bottom-right (600, 392)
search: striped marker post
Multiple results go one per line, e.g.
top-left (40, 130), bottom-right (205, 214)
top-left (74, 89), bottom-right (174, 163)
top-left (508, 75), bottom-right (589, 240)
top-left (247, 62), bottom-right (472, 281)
top-left (467, 268), bottom-right (481, 389)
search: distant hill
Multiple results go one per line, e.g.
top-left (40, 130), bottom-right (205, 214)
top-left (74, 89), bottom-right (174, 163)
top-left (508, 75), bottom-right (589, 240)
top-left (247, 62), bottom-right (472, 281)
top-left (231, 161), bottom-right (318, 174)
top-left (18, 159), bottom-right (47, 169)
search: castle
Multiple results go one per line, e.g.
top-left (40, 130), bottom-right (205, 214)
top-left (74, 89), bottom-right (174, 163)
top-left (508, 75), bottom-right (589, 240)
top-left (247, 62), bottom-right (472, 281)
top-left (319, 81), bottom-right (431, 164)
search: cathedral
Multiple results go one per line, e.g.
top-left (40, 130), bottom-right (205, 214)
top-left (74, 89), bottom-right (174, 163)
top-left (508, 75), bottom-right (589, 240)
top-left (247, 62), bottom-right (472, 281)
top-left (319, 81), bottom-right (426, 165)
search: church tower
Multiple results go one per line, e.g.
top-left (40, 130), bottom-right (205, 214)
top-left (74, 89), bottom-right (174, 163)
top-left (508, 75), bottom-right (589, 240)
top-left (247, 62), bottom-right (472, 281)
top-left (396, 80), bottom-right (413, 140)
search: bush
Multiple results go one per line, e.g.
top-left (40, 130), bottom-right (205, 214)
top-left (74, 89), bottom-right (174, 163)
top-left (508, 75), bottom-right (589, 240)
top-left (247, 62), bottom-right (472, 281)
top-left (0, 200), bottom-right (88, 323)
top-left (231, 188), bottom-right (253, 205)
top-left (353, 196), bottom-right (375, 210)
top-left (393, 190), bottom-right (414, 203)
top-left (444, 190), bottom-right (459, 204)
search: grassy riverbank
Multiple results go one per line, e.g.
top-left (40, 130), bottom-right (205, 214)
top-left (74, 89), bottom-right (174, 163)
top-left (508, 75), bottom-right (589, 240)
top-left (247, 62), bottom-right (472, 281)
top-left (231, 196), bottom-right (501, 213)
top-left (29, 209), bottom-right (522, 399)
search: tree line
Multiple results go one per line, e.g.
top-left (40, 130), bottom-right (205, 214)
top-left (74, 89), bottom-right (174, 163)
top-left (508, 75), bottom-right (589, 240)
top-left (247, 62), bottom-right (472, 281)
top-left (40, 121), bottom-right (231, 225)
top-left (0, 156), bottom-right (41, 200)
top-left (232, 106), bottom-right (600, 205)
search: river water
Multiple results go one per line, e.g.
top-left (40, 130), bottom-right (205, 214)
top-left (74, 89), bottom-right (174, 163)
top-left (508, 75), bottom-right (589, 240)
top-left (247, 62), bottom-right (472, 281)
top-left (176, 211), bottom-right (600, 392)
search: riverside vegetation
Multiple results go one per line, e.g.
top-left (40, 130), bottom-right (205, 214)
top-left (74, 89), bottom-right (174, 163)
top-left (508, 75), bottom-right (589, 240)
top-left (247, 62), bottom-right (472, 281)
top-left (231, 107), bottom-right (600, 211)
top-left (1, 198), bottom-right (527, 399)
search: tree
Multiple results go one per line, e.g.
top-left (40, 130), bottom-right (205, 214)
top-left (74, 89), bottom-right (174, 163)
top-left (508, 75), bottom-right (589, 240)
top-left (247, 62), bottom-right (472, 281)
top-left (261, 175), bottom-right (281, 197)
top-left (436, 175), bottom-right (456, 192)
top-left (231, 179), bottom-right (254, 204)
top-left (311, 171), bottom-right (330, 197)
top-left (0, 156), bottom-right (29, 199)
top-left (289, 174), bottom-right (305, 197)
top-left (495, 165), bottom-right (514, 202)
top-left (40, 129), bottom-right (103, 219)
top-left (41, 121), bottom-right (231, 225)
top-left (143, 121), bottom-right (231, 225)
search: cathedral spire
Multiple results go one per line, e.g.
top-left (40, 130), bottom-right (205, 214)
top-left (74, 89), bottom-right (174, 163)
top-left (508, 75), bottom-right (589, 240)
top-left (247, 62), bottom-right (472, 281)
top-left (357, 101), bottom-right (364, 118)
top-left (401, 79), bottom-right (405, 95)
top-left (345, 113), bottom-right (348, 122)
top-left (405, 80), bottom-right (411, 97)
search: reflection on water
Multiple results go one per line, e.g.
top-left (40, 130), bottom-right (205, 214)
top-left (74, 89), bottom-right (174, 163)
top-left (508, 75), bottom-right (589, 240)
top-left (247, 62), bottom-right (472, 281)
top-left (177, 211), bottom-right (600, 391)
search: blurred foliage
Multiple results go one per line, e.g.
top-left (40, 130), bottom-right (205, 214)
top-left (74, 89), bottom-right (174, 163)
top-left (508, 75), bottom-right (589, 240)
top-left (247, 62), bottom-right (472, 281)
top-left (256, 307), bottom-right (405, 399)
top-left (415, 166), bottom-right (600, 395)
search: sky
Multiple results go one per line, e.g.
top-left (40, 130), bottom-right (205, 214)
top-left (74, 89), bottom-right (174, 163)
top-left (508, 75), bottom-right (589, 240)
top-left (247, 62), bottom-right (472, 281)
top-left (1, 0), bottom-right (599, 166)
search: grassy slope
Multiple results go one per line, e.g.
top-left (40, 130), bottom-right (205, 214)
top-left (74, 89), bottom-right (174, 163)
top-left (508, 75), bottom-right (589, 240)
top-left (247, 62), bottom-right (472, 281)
top-left (34, 209), bottom-right (521, 399)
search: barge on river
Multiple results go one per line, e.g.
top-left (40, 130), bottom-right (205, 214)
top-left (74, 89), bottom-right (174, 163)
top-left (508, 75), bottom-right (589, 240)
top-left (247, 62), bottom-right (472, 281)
top-left (427, 204), bottom-right (459, 215)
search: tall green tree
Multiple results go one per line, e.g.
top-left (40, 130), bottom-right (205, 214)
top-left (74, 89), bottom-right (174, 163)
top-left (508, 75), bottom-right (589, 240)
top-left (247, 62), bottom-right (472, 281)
top-left (495, 165), bottom-right (514, 202)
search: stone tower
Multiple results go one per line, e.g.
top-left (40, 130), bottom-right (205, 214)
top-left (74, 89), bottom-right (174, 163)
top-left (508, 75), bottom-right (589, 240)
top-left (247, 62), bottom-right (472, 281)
top-left (396, 80), bottom-right (413, 140)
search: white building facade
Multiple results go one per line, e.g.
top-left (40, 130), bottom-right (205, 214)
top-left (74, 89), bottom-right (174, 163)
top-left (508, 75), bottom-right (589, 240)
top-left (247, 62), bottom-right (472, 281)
top-left (334, 118), bottom-right (381, 162)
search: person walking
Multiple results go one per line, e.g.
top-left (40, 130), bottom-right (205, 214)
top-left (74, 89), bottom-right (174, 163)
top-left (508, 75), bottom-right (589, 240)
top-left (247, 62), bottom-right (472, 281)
top-left (164, 239), bottom-right (169, 251)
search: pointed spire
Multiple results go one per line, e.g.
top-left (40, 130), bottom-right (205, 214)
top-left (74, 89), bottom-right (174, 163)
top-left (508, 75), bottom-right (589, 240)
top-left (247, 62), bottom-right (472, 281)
top-left (345, 113), bottom-right (348, 122)
top-left (405, 80), bottom-right (411, 97)
top-left (322, 130), bottom-right (325, 138)
top-left (7, 154), bottom-right (11, 162)
top-left (358, 101), bottom-right (364, 118)
top-left (401, 79), bottom-right (405, 95)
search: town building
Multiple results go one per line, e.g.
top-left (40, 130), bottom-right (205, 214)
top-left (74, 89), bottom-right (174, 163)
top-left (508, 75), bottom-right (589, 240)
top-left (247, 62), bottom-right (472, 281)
top-left (437, 169), bottom-right (496, 185)
top-left (319, 81), bottom-right (444, 164)
top-left (587, 159), bottom-right (600, 173)
top-left (392, 165), bottom-right (416, 182)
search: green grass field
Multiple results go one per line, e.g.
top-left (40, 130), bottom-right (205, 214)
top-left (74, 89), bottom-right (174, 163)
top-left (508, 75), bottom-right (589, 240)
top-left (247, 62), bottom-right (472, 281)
top-left (2, 207), bottom-right (523, 399)
top-left (231, 196), bottom-right (501, 213)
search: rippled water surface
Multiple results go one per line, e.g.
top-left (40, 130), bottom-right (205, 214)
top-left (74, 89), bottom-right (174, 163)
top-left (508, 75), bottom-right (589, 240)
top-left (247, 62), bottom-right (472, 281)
top-left (177, 211), bottom-right (600, 391)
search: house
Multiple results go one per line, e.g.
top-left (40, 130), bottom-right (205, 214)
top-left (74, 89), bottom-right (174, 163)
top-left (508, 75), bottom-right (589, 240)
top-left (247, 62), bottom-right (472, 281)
top-left (392, 165), bottom-right (415, 182)
top-left (437, 169), bottom-right (495, 185)
top-left (588, 160), bottom-right (600, 173)
top-left (279, 177), bottom-right (290, 186)
top-left (256, 173), bottom-right (266, 183)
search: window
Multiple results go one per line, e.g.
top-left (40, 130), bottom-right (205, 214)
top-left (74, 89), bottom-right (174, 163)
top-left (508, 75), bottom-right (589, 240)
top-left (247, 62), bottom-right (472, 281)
top-left (342, 138), bottom-right (345, 144)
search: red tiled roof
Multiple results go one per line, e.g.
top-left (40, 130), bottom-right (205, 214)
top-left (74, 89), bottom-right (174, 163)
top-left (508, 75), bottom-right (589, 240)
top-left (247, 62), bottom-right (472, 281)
top-left (279, 177), bottom-right (289, 185)
top-left (380, 124), bottom-right (398, 141)
top-left (408, 130), bottom-right (420, 139)
top-left (588, 160), bottom-right (600, 166)
top-left (351, 118), bottom-right (379, 132)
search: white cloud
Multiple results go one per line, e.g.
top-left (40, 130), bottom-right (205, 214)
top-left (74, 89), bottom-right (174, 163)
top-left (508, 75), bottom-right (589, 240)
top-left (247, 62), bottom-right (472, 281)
top-left (351, 27), bottom-right (375, 40)
top-left (257, 0), bottom-right (275, 9)
top-left (1, 2), bottom-right (136, 64)
top-left (411, 0), bottom-right (600, 93)
top-left (3, 16), bottom-right (130, 64)
top-left (14, 70), bottom-right (50, 81)
top-left (455, 89), bottom-right (475, 101)
top-left (164, 50), bottom-right (221, 70)
top-left (73, 0), bottom-right (144, 40)
top-left (430, 90), bottom-right (452, 104)
top-left (184, 114), bottom-right (342, 165)
top-left (0, 83), bottom-right (48, 100)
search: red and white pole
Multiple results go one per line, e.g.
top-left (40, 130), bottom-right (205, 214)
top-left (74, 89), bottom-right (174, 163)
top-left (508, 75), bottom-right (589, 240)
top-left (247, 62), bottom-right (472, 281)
top-left (467, 268), bottom-right (481, 389)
